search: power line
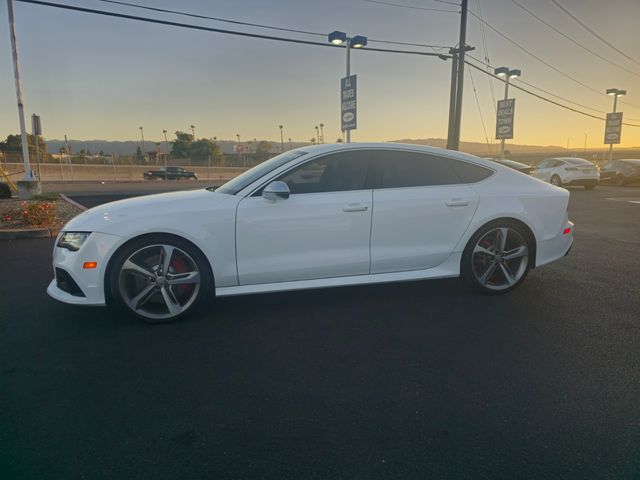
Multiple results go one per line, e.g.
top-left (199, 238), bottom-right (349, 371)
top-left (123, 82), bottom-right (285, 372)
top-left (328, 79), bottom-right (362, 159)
top-left (362, 0), bottom-right (459, 14)
top-left (465, 60), bottom-right (640, 127)
top-left (466, 55), bottom-right (640, 122)
top-left (474, 0), bottom-right (496, 114)
top-left (367, 0), bottom-right (640, 111)
top-left (551, 0), bottom-right (640, 68)
top-left (508, 0), bottom-right (640, 78)
top-left (467, 67), bottom-right (492, 152)
top-left (95, 0), bottom-right (450, 50)
top-left (15, 0), bottom-right (450, 58)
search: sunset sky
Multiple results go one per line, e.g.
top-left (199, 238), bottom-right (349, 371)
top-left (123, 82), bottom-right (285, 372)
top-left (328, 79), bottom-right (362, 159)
top-left (1, 0), bottom-right (639, 150)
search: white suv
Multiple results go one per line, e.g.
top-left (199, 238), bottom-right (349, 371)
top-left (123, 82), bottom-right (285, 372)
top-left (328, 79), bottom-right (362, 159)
top-left (534, 157), bottom-right (599, 190)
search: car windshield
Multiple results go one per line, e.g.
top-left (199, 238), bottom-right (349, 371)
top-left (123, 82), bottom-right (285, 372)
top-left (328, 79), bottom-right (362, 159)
top-left (566, 158), bottom-right (592, 165)
top-left (215, 150), bottom-right (308, 194)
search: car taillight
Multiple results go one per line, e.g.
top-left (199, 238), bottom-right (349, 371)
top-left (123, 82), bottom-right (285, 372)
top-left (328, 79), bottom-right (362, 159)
top-left (563, 227), bottom-right (571, 235)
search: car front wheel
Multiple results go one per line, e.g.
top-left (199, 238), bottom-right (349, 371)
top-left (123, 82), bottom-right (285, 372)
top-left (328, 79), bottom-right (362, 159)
top-left (109, 235), bottom-right (212, 323)
top-left (550, 175), bottom-right (562, 187)
top-left (461, 221), bottom-right (532, 294)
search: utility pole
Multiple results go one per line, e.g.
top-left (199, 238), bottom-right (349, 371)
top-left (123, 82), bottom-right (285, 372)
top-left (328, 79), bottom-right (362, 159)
top-left (7, 0), bottom-right (40, 196)
top-left (446, 0), bottom-right (470, 151)
top-left (163, 129), bottom-right (169, 180)
top-left (279, 125), bottom-right (284, 153)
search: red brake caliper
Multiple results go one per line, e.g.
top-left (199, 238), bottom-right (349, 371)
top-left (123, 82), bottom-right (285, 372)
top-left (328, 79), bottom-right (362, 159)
top-left (170, 253), bottom-right (194, 296)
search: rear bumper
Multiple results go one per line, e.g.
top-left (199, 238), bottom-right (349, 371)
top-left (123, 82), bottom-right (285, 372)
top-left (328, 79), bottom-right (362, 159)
top-left (536, 220), bottom-right (574, 268)
top-left (563, 178), bottom-right (598, 187)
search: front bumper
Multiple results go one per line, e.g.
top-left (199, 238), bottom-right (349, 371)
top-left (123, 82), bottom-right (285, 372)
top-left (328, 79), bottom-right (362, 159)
top-left (47, 231), bottom-right (124, 306)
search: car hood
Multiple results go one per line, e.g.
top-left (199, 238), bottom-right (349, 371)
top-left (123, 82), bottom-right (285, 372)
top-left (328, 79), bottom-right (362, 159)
top-left (63, 189), bottom-right (233, 233)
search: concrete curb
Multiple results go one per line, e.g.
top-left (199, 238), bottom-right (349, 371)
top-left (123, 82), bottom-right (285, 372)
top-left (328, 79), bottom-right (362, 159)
top-left (59, 193), bottom-right (88, 211)
top-left (0, 227), bottom-right (60, 240)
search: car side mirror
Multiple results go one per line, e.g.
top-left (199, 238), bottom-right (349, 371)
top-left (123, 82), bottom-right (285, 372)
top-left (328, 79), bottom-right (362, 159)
top-left (262, 181), bottom-right (290, 201)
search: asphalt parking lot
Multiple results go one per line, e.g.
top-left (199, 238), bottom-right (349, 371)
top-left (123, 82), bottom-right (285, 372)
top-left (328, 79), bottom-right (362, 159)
top-left (2, 185), bottom-right (640, 479)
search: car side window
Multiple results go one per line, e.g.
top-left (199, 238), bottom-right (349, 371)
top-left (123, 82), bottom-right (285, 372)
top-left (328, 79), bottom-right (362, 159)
top-left (276, 150), bottom-right (371, 194)
top-left (538, 159), bottom-right (551, 169)
top-left (374, 151), bottom-right (462, 188)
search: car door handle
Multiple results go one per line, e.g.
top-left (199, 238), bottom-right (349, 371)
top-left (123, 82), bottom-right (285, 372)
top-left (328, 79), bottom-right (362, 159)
top-left (446, 198), bottom-right (470, 207)
top-left (342, 203), bottom-right (368, 212)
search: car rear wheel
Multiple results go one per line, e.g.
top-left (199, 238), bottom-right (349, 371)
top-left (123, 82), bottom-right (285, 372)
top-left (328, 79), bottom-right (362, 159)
top-left (461, 221), bottom-right (532, 294)
top-left (109, 235), bottom-right (212, 323)
top-left (550, 175), bottom-right (562, 187)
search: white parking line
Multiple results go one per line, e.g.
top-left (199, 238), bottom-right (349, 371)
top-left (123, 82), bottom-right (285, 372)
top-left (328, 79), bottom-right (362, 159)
top-left (605, 197), bottom-right (640, 205)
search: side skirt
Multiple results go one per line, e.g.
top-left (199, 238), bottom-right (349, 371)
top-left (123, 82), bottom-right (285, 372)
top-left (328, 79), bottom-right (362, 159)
top-left (216, 253), bottom-right (462, 297)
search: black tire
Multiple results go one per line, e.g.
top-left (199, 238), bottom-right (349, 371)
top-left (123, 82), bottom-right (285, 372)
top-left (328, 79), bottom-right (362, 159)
top-left (615, 174), bottom-right (627, 186)
top-left (461, 219), bottom-right (533, 295)
top-left (108, 234), bottom-right (213, 324)
top-left (550, 175), bottom-right (562, 187)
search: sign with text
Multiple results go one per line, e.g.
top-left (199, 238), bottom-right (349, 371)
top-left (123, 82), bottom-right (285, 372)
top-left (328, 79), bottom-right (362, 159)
top-left (604, 112), bottom-right (623, 144)
top-left (495, 98), bottom-right (516, 140)
top-left (341, 74), bottom-right (357, 131)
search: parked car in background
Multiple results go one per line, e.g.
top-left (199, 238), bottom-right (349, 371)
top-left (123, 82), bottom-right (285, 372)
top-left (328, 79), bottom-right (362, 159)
top-left (488, 158), bottom-right (534, 175)
top-left (599, 159), bottom-right (640, 186)
top-left (143, 166), bottom-right (198, 180)
top-left (48, 143), bottom-right (573, 323)
top-left (534, 157), bottom-right (599, 189)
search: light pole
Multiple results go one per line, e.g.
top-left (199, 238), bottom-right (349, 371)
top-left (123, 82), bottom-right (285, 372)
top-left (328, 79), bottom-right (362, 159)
top-left (319, 123), bottom-right (325, 143)
top-left (162, 129), bottom-right (169, 179)
top-left (606, 88), bottom-right (626, 163)
top-left (494, 66), bottom-right (521, 159)
top-left (139, 126), bottom-right (145, 163)
top-left (279, 125), bottom-right (284, 153)
top-left (7, 0), bottom-right (38, 195)
top-left (328, 31), bottom-right (367, 143)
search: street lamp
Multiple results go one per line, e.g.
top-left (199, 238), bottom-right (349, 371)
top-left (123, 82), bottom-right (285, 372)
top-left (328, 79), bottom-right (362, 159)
top-left (494, 66), bottom-right (521, 159)
top-left (162, 129), bottom-right (169, 179)
top-left (139, 126), bottom-right (145, 163)
top-left (606, 88), bottom-right (626, 163)
top-left (279, 125), bottom-right (284, 153)
top-left (328, 30), bottom-right (367, 144)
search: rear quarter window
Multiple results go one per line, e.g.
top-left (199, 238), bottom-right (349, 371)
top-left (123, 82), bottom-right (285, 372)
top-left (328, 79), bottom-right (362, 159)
top-left (450, 160), bottom-right (494, 183)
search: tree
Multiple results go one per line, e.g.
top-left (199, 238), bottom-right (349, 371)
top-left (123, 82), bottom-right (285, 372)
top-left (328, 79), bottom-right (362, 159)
top-left (255, 141), bottom-right (272, 156)
top-left (171, 131), bottom-right (194, 158)
top-left (0, 133), bottom-right (47, 159)
top-left (189, 138), bottom-right (220, 163)
top-left (310, 138), bottom-right (317, 145)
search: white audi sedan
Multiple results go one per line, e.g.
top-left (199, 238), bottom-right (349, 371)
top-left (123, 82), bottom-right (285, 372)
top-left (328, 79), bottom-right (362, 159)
top-left (48, 143), bottom-right (573, 323)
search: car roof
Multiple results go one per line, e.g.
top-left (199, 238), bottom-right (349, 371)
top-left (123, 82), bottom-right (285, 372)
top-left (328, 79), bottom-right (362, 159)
top-left (290, 142), bottom-right (495, 167)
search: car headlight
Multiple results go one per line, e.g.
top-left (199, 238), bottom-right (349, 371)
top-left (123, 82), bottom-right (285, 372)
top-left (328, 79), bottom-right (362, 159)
top-left (57, 232), bottom-right (91, 251)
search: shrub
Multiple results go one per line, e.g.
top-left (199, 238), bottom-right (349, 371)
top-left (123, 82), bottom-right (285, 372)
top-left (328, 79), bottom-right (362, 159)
top-left (20, 201), bottom-right (57, 227)
top-left (0, 182), bottom-right (11, 199)
top-left (32, 192), bottom-right (60, 201)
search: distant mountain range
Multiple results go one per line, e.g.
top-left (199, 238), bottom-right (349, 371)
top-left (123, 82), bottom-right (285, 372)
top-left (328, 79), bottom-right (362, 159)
top-left (45, 138), bottom-right (628, 156)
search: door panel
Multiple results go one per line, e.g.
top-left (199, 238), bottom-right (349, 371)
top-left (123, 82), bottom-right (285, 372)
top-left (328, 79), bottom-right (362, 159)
top-left (371, 185), bottom-right (479, 273)
top-left (236, 191), bottom-right (373, 285)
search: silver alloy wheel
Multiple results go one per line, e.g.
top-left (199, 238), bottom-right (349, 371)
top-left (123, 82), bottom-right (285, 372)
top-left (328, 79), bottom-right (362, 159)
top-left (118, 244), bottom-right (201, 320)
top-left (471, 227), bottom-right (529, 291)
